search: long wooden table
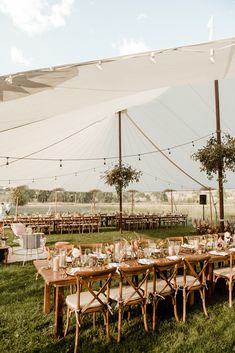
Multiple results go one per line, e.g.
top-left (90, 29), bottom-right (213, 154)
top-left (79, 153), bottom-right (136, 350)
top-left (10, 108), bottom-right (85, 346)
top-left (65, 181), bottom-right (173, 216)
top-left (34, 251), bottom-right (228, 337)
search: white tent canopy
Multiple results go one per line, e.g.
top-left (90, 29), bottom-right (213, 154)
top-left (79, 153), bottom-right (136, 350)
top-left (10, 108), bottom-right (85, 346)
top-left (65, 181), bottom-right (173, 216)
top-left (0, 37), bottom-right (235, 192)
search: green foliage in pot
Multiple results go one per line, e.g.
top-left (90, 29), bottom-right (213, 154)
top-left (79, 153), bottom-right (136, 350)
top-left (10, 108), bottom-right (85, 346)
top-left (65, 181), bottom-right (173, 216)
top-left (102, 164), bottom-right (142, 195)
top-left (192, 134), bottom-right (235, 182)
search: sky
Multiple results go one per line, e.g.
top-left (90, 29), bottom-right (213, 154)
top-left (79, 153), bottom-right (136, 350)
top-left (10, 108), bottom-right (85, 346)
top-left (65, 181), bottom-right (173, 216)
top-left (1, 0), bottom-right (235, 76)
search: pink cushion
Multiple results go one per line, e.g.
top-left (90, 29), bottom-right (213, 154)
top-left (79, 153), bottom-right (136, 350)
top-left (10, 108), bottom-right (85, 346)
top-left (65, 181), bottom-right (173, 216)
top-left (55, 241), bottom-right (70, 248)
top-left (11, 223), bottom-right (26, 237)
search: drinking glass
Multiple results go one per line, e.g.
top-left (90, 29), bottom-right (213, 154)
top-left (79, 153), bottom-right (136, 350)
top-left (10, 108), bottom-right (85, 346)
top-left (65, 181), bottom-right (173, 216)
top-left (174, 242), bottom-right (181, 256)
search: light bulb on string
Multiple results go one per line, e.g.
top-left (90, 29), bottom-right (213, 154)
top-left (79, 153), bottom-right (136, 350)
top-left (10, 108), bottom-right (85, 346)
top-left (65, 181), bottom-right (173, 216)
top-left (54, 176), bottom-right (57, 181)
top-left (104, 158), bottom-right (106, 165)
top-left (96, 61), bottom-right (103, 70)
top-left (5, 75), bottom-right (13, 84)
top-left (150, 52), bottom-right (156, 64)
top-left (59, 159), bottom-right (62, 168)
top-left (6, 157), bottom-right (9, 166)
top-left (209, 48), bottom-right (215, 63)
top-left (168, 148), bottom-right (171, 155)
top-left (138, 154), bottom-right (141, 161)
top-left (192, 141), bottom-right (195, 147)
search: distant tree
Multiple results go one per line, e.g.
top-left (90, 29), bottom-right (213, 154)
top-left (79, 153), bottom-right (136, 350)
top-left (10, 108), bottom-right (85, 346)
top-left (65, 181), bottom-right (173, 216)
top-left (10, 185), bottom-right (31, 206)
top-left (37, 190), bottom-right (51, 203)
top-left (160, 191), bottom-right (168, 202)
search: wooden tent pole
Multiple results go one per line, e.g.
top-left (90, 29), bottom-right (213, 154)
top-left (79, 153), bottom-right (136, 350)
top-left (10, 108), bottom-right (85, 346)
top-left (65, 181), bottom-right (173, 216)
top-left (118, 111), bottom-right (123, 233)
top-left (209, 188), bottom-right (213, 225)
top-left (214, 80), bottom-right (224, 231)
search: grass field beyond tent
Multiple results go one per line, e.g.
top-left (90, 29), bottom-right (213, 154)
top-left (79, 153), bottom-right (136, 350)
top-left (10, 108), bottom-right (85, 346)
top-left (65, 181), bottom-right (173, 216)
top-left (1, 227), bottom-right (235, 353)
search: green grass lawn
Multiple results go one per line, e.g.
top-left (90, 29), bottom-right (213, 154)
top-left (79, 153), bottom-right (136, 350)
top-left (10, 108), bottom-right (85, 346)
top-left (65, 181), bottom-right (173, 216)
top-left (1, 226), bottom-right (235, 353)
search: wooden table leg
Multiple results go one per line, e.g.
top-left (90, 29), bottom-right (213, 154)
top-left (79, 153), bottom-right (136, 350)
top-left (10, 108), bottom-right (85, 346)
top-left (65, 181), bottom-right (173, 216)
top-left (44, 283), bottom-right (51, 314)
top-left (189, 291), bottom-right (194, 305)
top-left (207, 263), bottom-right (214, 298)
top-left (54, 286), bottom-right (64, 337)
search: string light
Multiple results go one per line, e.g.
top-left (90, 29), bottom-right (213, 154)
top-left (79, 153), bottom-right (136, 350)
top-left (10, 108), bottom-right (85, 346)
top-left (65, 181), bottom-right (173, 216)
top-left (0, 132), bottom-right (214, 166)
top-left (209, 48), bottom-right (215, 63)
top-left (54, 176), bottom-right (57, 181)
top-left (150, 52), bottom-right (156, 64)
top-left (59, 159), bottom-right (62, 168)
top-left (5, 75), bottom-right (13, 84)
top-left (138, 154), bottom-right (141, 161)
top-left (6, 157), bottom-right (9, 166)
top-left (104, 158), bottom-right (106, 165)
top-left (96, 61), bottom-right (103, 70)
top-left (192, 141), bottom-right (195, 147)
top-left (168, 148), bottom-right (171, 155)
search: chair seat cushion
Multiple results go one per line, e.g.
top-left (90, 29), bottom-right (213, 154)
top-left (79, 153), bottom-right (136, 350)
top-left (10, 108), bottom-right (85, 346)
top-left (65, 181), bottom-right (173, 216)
top-left (109, 285), bottom-right (143, 302)
top-left (66, 291), bottom-right (107, 310)
top-left (214, 266), bottom-right (235, 279)
top-left (175, 275), bottom-right (201, 288)
top-left (146, 279), bottom-right (173, 296)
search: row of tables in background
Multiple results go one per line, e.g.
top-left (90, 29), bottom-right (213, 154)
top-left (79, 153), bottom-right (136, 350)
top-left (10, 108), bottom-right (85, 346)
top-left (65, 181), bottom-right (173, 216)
top-left (0, 213), bottom-right (188, 234)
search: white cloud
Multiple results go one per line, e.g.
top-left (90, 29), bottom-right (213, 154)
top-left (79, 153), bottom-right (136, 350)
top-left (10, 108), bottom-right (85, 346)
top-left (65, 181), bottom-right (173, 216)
top-left (0, 0), bottom-right (74, 36)
top-left (136, 13), bottom-right (148, 22)
top-left (115, 39), bottom-right (149, 55)
top-left (11, 46), bottom-right (30, 67)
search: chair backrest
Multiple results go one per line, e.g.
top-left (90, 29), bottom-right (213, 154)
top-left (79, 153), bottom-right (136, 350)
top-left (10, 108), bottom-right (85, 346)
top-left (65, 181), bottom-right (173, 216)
top-left (79, 243), bottom-right (103, 253)
top-left (74, 267), bottom-right (117, 313)
top-left (55, 242), bottom-right (74, 252)
top-left (11, 223), bottom-right (26, 237)
top-left (118, 264), bottom-right (153, 305)
top-left (182, 254), bottom-right (210, 289)
top-left (154, 258), bottom-right (181, 294)
top-left (166, 237), bottom-right (184, 245)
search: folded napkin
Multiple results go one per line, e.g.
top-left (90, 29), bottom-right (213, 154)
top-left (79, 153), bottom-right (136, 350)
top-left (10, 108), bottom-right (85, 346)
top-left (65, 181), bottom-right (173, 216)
top-left (166, 255), bottom-right (179, 261)
top-left (137, 258), bottom-right (154, 265)
top-left (208, 250), bottom-right (228, 256)
top-left (66, 267), bottom-right (81, 276)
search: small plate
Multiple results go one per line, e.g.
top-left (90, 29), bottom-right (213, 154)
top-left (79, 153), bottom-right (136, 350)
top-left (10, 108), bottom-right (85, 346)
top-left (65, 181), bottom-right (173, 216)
top-left (108, 262), bottom-right (119, 268)
top-left (66, 267), bottom-right (81, 276)
top-left (137, 258), bottom-right (154, 265)
top-left (208, 250), bottom-right (228, 256)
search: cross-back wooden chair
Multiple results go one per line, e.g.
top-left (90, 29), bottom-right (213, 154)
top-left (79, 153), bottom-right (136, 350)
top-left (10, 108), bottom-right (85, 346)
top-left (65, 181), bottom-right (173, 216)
top-left (109, 263), bottom-right (153, 342)
top-left (213, 250), bottom-right (235, 307)
top-left (165, 236), bottom-right (184, 245)
top-left (175, 254), bottom-right (210, 321)
top-left (54, 242), bottom-right (74, 254)
top-left (149, 258), bottom-right (180, 330)
top-left (78, 243), bottom-right (103, 254)
top-left (64, 266), bottom-right (117, 353)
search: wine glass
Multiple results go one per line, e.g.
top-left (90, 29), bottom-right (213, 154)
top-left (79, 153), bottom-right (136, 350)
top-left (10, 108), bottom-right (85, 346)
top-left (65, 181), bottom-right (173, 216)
top-left (174, 242), bottom-right (181, 256)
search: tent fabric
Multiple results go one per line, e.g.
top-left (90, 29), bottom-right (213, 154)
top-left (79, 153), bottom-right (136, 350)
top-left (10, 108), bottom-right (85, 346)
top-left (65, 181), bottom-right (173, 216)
top-left (0, 37), bottom-right (235, 192)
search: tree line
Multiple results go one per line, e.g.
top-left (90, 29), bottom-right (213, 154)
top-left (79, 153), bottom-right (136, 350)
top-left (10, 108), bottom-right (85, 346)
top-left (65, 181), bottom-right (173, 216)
top-left (4, 186), bottom-right (172, 206)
